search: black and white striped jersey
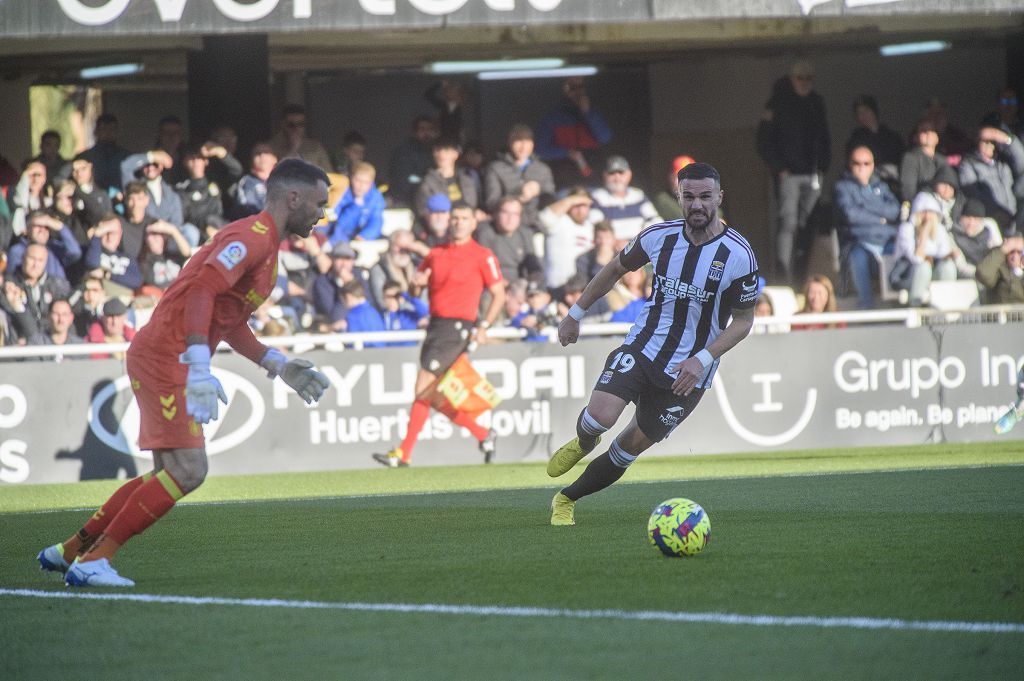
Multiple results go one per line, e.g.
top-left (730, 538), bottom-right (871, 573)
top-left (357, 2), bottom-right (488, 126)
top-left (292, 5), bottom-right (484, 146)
top-left (618, 218), bottom-right (759, 389)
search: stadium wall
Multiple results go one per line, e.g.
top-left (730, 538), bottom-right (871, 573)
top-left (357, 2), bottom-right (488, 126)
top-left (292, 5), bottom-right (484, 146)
top-left (1, 324), bottom-right (1020, 485)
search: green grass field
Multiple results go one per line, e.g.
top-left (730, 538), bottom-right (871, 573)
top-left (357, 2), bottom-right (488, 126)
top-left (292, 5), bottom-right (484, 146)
top-left (2, 443), bottom-right (1023, 680)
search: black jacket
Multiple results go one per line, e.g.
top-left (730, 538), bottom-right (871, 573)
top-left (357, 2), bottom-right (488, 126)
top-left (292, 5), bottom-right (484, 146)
top-left (757, 77), bottom-right (831, 175)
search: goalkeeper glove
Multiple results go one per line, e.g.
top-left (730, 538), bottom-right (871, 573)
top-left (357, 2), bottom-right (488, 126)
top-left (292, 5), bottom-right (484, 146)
top-left (179, 344), bottom-right (228, 424)
top-left (260, 348), bottom-right (331, 404)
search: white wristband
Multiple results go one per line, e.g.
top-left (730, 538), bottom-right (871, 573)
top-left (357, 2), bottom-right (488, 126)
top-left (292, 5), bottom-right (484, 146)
top-left (568, 303), bottom-right (586, 321)
top-left (695, 349), bottom-right (714, 369)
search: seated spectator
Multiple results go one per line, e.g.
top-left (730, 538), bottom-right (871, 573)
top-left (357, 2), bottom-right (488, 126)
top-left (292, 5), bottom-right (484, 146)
top-left (342, 280), bottom-right (386, 340)
top-left (606, 267), bottom-right (652, 323)
top-left (845, 95), bottom-right (904, 189)
top-left (460, 140), bottom-right (485, 201)
top-left (958, 126), bottom-right (1024, 235)
top-left (326, 161), bottom-right (385, 245)
top-left (412, 193), bottom-right (452, 252)
top-left (930, 163), bottom-right (962, 232)
top-left (270, 104), bottom-right (333, 172)
top-left (500, 278), bottom-right (528, 326)
top-left (975, 233), bottom-right (1024, 303)
top-left (891, 193), bottom-right (957, 306)
top-left (792, 274), bottom-right (845, 330)
top-left (86, 297), bottom-right (135, 359)
top-left (589, 155), bottom-right (662, 245)
top-left (414, 137), bottom-right (480, 226)
top-left (900, 118), bottom-right (948, 202)
top-left (175, 145), bottom-right (231, 244)
top-left (388, 115), bottom-right (438, 209)
top-left (976, 234), bottom-right (1024, 304)
top-left (0, 264), bottom-right (41, 344)
top-left (8, 161), bottom-right (53, 237)
top-left (6, 242), bottom-right (70, 337)
top-left (312, 243), bottom-right (369, 331)
top-left (483, 124), bottom-right (555, 230)
top-left (28, 298), bottom-right (84, 359)
top-left (537, 186), bottom-right (596, 291)
top-left (118, 181), bottom-right (158, 259)
top-left (84, 214), bottom-right (143, 292)
top-left (5, 209), bottom-right (82, 282)
top-left (381, 279), bottom-right (429, 345)
top-left (511, 281), bottom-right (558, 342)
top-left (278, 233), bottom-right (330, 329)
top-left (754, 295), bottom-right (774, 317)
top-left (69, 154), bottom-right (113, 233)
top-left (575, 220), bottom-right (617, 283)
top-left (557, 272), bottom-right (609, 322)
top-left (29, 130), bottom-right (68, 184)
top-left (71, 275), bottom-right (107, 337)
top-left (952, 199), bottom-right (1003, 279)
top-left (474, 196), bottom-right (540, 283)
top-left (233, 143), bottom-right (277, 219)
top-left (138, 221), bottom-right (192, 293)
top-left (51, 180), bottom-right (88, 257)
top-left (80, 112), bottom-right (130, 192)
top-left (120, 149), bottom-right (196, 246)
top-left (834, 145), bottom-right (901, 309)
top-left (652, 155), bottom-right (693, 222)
top-left (336, 130), bottom-right (367, 177)
top-left (368, 229), bottom-right (420, 311)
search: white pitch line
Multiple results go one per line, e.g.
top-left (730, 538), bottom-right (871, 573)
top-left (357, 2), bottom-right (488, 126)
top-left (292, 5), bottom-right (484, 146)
top-left (6, 461), bottom-right (1024, 516)
top-left (1, 588), bottom-right (1022, 634)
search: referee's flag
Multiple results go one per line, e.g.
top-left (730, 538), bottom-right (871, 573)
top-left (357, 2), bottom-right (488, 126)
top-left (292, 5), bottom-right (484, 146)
top-left (429, 354), bottom-right (501, 419)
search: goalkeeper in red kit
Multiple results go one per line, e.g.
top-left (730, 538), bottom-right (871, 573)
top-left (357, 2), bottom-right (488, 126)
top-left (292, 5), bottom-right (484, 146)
top-left (37, 159), bottom-right (332, 587)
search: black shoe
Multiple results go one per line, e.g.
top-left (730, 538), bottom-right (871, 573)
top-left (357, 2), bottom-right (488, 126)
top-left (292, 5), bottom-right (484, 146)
top-left (372, 450), bottom-right (407, 468)
top-left (479, 429), bottom-right (497, 464)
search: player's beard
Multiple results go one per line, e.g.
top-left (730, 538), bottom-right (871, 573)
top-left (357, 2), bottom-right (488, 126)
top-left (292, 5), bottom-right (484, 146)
top-left (687, 208), bottom-right (711, 230)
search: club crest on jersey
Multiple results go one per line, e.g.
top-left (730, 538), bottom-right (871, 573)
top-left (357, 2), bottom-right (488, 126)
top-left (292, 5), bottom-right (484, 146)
top-left (217, 241), bottom-right (247, 270)
top-left (708, 260), bottom-right (725, 281)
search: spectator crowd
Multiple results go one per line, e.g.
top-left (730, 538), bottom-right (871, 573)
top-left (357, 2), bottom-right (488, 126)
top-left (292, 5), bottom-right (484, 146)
top-left (2, 71), bottom-right (1023, 356)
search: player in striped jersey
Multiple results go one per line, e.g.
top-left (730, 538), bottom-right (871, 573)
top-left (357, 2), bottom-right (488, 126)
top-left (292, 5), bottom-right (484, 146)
top-left (546, 162), bottom-right (759, 525)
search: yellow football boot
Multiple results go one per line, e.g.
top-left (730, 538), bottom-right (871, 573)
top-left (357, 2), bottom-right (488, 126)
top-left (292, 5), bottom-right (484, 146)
top-left (550, 492), bottom-right (576, 526)
top-left (546, 436), bottom-right (600, 477)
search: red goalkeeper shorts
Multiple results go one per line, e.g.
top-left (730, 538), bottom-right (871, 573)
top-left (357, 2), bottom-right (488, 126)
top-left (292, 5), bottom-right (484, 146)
top-left (126, 351), bottom-right (205, 451)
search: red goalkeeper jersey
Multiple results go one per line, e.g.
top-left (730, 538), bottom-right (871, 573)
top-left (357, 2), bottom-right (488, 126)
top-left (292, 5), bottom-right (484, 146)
top-left (130, 211), bottom-right (279, 368)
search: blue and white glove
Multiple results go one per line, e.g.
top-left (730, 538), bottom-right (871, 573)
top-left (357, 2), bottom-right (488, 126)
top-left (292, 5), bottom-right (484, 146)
top-left (260, 348), bottom-right (331, 405)
top-left (179, 344), bottom-right (228, 424)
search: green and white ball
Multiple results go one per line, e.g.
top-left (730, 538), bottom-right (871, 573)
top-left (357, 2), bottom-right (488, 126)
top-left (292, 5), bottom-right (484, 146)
top-left (647, 498), bottom-right (711, 557)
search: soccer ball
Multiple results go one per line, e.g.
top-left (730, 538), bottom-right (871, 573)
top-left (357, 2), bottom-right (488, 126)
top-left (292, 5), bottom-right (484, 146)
top-left (647, 498), bottom-right (711, 557)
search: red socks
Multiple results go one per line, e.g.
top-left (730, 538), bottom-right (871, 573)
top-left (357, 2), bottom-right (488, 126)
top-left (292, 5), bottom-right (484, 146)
top-left (399, 399), bottom-right (431, 461)
top-left (102, 469), bottom-right (185, 546)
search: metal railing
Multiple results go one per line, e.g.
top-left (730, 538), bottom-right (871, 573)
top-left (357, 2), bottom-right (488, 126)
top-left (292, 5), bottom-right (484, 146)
top-left (1, 304), bottom-right (1021, 360)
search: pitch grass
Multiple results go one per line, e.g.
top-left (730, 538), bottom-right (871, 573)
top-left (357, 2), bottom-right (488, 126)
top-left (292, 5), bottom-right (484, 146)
top-left (2, 444), bottom-right (1023, 680)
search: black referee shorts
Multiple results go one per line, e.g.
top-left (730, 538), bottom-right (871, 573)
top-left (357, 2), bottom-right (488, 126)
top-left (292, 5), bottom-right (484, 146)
top-left (593, 344), bottom-right (705, 442)
top-left (420, 317), bottom-right (473, 375)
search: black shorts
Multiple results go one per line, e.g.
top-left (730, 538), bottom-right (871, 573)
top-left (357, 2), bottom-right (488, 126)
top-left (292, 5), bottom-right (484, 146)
top-left (593, 344), bottom-right (705, 442)
top-left (420, 317), bottom-right (473, 374)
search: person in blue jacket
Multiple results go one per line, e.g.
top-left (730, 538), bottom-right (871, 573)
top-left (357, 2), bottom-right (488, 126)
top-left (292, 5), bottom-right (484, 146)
top-left (380, 279), bottom-right (428, 347)
top-left (326, 162), bottom-right (385, 246)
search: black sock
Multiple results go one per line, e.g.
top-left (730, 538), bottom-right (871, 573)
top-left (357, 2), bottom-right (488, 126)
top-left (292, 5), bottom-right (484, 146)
top-left (562, 452), bottom-right (627, 501)
top-left (576, 411), bottom-right (599, 452)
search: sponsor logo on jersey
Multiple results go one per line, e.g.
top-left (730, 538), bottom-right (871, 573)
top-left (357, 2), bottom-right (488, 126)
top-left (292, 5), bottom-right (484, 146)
top-left (659, 405), bottom-right (685, 427)
top-left (738, 273), bottom-right (759, 304)
top-left (599, 370), bottom-right (614, 384)
top-left (217, 241), bottom-right (247, 270)
top-left (708, 260), bottom-right (725, 281)
top-left (655, 274), bottom-right (713, 303)
top-left (251, 221), bottom-right (268, 235)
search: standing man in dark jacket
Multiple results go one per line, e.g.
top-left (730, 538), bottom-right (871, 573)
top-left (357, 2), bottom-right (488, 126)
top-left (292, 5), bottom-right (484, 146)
top-left (757, 61), bottom-right (831, 284)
